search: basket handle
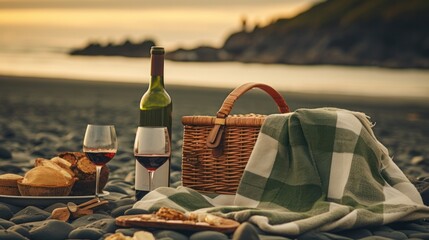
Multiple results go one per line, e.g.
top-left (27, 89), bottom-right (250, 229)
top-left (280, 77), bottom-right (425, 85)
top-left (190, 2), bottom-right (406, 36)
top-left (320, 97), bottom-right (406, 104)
top-left (207, 82), bottom-right (290, 157)
top-left (215, 82), bottom-right (290, 118)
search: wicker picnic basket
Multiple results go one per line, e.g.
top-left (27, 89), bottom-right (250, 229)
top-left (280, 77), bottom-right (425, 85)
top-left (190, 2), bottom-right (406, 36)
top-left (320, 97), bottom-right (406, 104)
top-left (181, 82), bottom-right (290, 195)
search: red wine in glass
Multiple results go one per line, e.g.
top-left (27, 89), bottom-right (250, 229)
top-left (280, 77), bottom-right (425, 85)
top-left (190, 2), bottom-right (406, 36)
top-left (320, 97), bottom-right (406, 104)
top-left (85, 151), bottom-right (116, 166)
top-left (135, 154), bottom-right (169, 172)
top-left (83, 124), bottom-right (118, 199)
top-left (134, 127), bottom-right (170, 194)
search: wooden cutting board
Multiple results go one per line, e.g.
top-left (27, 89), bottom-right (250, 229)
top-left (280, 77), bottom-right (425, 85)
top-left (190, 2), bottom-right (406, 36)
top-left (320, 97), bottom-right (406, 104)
top-left (116, 214), bottom-right (240, 233)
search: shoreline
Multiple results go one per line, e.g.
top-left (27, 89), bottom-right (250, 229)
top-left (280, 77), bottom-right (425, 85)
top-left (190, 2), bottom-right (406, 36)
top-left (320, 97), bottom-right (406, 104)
top-left (2, 74), bottom-right (428, 108)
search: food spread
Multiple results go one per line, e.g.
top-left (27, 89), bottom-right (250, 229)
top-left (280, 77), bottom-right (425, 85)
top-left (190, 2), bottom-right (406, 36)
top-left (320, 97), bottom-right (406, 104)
top-left (116, 207), bottom-right (239, 233)
top-left (0, 152), bottom-right (109, 196)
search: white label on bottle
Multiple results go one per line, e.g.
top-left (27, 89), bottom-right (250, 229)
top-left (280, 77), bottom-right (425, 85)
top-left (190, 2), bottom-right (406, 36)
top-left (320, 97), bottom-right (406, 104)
top-left (135, 159), bottom-right (169, 191)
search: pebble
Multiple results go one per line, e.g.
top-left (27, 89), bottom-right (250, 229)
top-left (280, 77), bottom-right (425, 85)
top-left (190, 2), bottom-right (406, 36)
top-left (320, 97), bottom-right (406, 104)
top-left (124, 208), bottom-right (149, 215)
top-left (2, 204), bottom-right (23, 215)
top-left (170, 171), bottom-right (182, 183)
top-left (0, 229), bottom-right (28, 240)
top-left (105, 191), bottom-right (130, 200)
top-left (336, 228), bottom-right (373, 239)
top-left (31, 133), bottom-right (60, 146)
top-left (71, 214), bottom-right (113, 228)
top-left (233, 222), bottom-right (260, 240)
top-left (0, 219), bottom-right (15, 229)
top-left (43, 203), bottom-right (67, 213)
top-left (68, 227), bottom-right (105, 240)
top-left (408, 232), bottom-right (429, 239)
top-left (84, 218), bottom-right (117, 233)
top-left (16, 221), bottom-right (45, 231)
top-left (7, 225), bottom-right (30, 239)
top-left (111, 197), bottom-right (136, 208)
top-left (106, 164), bottom-right (120, 172)
top-left (297, 232), bottom-right (331, 240)
top-left (1, 127), bottom-right (15, 139)
top-left (111, 204), bottom-right (133, 218)
top-left (190, 231), bottom-right (229, 240)
top-left (258, 236), bottom-right (292, 240)
top-left (28, 220), bottom-right (74, 240)
top-left (359, 236), bottom-right (391, 240)
top-left (408, 233), bottom-right (429, 239)
top-left (400, 223), bottom-right (429, 233)
top-left (171, 180), bottom-right (182, 188)
top-left (154, 230), bottom-right (189, 240)
top-left (372, 230), bottom-right (408, 239)
top-left (104, 184), bottom-right (132, 195)
top-left (124, 171), bottom-right (134, 182)
top-left (31, 147), bottom-right (54, 158)
top-left (171, 160), bottom-right (182, 172)
top-left (0, 146), bottom-right (12, 159)
top-left (0, 203), bottom-right (14, 220)
top-left (115, 227), bottom-right (142, 236)
top-left (10, 153), bottom-right (31, 164)
top-left (0, 164), bottom-right (23, 174)
top-left (10, 207), bottom-right (50, 224)
top-left (56, 145), bottom-right (75, 153)
top-left (116, 154), bottom-right (132, 163)
top-left (370, 225), bottom-right (395, 232)
top-left (316, 233), bottom-right (353, 240)
top-left (396, 229), bottom-right (423, 236)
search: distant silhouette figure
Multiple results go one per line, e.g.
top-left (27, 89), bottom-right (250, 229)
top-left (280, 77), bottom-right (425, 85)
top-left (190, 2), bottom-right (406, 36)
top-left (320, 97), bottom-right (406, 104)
top-left (241, 16), bottom-right (247, 32)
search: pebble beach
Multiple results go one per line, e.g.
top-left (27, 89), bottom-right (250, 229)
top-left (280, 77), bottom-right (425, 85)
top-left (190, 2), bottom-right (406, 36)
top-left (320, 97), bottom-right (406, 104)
top-left (1, 75), bottom-right (429, 239)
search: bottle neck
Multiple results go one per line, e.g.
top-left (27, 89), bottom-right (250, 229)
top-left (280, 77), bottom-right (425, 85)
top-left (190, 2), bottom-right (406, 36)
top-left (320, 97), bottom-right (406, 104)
top-left (149, 75), bottom-right (165, 90)
top-left (149, 51), bottom-right (165, 90)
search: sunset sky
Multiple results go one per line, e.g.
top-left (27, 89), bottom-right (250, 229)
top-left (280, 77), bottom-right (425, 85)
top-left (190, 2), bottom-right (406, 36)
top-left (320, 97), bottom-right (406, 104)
top-left (0, 0), bottom-right (428, 99)
top-left (0, 0), bottom-right (320, 50)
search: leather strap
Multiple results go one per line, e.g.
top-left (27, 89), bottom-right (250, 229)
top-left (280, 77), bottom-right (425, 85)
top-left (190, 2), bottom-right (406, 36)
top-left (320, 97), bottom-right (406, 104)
top-left (206, 82), bottom-right (290, 156)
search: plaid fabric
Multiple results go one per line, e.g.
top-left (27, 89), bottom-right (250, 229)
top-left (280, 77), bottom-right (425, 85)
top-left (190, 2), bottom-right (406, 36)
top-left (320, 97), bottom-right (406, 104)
top-left (134, 108), bottom-right (429, 236)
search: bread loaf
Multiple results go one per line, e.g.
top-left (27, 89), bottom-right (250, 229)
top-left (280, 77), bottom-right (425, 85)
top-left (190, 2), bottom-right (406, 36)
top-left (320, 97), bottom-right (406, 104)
top-left (57, 152), bottom-right (109, 195)
top-left (34, 158), bottom-right (75, 181)
top-left (0, 173), bottom-right (23, 195)
top-left (22, 166), bottom-right (71, 186)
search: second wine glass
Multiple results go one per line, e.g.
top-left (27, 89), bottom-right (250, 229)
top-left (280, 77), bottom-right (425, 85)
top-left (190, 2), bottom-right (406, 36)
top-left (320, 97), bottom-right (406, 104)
top-left (83, 124), bottom-right (118, 199)
top-left (134, 127), bottom-right (170, 192)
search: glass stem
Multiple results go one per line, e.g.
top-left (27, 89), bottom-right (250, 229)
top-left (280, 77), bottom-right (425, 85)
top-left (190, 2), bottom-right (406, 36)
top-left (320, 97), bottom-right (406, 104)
top-left (148, 171), bottom-right (154, 191)
top-left (95, 165), bottom-right (102, 200)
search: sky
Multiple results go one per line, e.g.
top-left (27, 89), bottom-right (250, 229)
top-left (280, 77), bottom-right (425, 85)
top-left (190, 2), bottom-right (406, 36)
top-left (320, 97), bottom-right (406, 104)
top-left (0, 0), bottom-right (318, 10)
top-left (0, 0), bottom-right (321, 50)
top-left (0, 0), bottom-right (427, 99)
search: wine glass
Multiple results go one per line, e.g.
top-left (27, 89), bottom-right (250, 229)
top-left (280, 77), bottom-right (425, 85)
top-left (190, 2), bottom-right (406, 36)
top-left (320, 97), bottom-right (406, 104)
top-left (134, 127), bottom-right (170, 192)
top-left (83, 124), bottom-right (118, 199)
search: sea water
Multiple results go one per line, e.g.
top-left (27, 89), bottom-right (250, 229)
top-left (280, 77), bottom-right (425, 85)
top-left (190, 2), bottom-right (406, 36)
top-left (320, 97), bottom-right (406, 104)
top-left (0, 51), bottom-right (428, 101)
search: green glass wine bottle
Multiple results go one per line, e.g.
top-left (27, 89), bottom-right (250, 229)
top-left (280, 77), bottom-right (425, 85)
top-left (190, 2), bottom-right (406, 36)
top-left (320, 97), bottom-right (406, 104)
top-left (135, 46), bottom-right (172, 200)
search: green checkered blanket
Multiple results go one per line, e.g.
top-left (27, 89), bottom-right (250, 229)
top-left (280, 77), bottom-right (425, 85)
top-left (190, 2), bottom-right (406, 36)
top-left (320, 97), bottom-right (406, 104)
top-left (134, 108), bottom-right (429, 236)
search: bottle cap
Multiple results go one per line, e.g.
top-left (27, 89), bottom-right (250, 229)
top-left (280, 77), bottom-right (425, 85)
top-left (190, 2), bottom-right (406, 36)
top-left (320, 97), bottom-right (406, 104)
top-left (151, 46), bottom-right (165, 55)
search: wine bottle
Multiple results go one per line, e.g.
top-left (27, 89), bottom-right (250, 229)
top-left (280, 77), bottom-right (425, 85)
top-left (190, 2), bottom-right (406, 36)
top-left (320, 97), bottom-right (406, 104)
top-left (135, 46), bottom-right (172, 200)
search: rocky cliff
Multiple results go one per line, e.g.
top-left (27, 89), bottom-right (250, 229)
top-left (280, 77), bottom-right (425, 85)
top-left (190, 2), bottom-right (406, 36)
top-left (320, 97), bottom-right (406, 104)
top-left (70, 39), bottom-right (156, 58)
top-left (70, 0), bottom-right (429, 68)
top-left (168, 0), bottom-right (429, 68)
